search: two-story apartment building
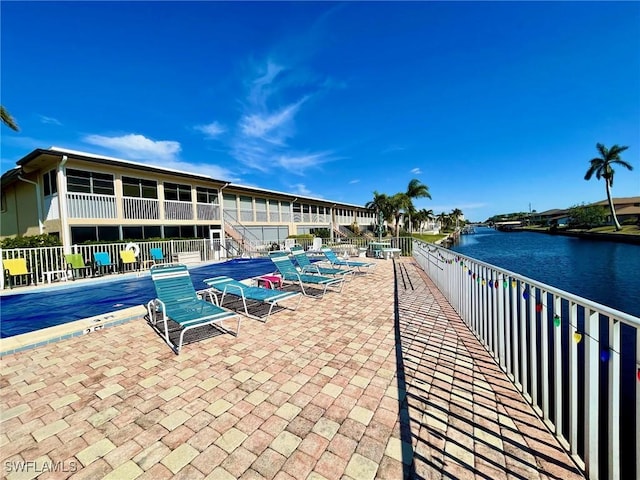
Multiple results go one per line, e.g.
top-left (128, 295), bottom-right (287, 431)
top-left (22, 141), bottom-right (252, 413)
top-left (0, 147), bottom-right (377, 251)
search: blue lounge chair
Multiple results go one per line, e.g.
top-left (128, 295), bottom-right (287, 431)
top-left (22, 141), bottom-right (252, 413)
top-left (92, 252), bottom-right (117, 276)
top-left (147, 264), bottom-right (241, 354)
top-left (290, 246), bottom-right (355, 280)
top-left (203, 276), bottom-right (302, 321)
top-left (150, 248), bottom-right (165, 264)
top-left (269, 251), bottom-right (344, 298)
top-left (320, 247), bottom-right (376, 272)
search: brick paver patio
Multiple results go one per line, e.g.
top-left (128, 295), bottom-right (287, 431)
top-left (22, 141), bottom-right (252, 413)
top-left (0, 258), bottom-right (584, 479)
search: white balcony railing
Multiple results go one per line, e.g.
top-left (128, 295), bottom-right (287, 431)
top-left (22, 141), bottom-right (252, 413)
top-left (164, 200), bottom-right (193, 221)
top-left (67, 193), bottom-right (117, 219)
top-left (413, 240), bottom-right (639, 480)
top-left (123, 197), bottom-right (160, 220)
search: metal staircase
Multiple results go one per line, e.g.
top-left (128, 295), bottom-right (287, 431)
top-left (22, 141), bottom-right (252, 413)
top-left (223, 211), bottom-right (265, 257)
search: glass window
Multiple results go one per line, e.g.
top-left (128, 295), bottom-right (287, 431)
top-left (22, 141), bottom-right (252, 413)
top-left (123, 176), bottom-right (158, 199)
top-left (67, 169), bottom-right (114, 195)
top-left (43, 170), bottom-right (57, 197)
top-left (164, 182), bottom-right (191, 202)
top-left (71, 226), bottom-right (97, 244)
top-left (143, 226), bottom-right (162, 239)
top-left (196, 187), bottom-right (218, 203)
top-left (122, 226), bottom-right (143, 240)
top-left (97, 226), bottom-right (119, 241)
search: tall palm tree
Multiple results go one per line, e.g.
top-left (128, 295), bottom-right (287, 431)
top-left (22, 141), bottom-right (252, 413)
top-left (584, 143), bottom-right (634, 231)
top-left (389, 193), bottom-right (411, 238)
top-left (1, 106), bottom-right (19, 131)
top-left (365, 191), bottom-right (392, 238)
top-left (437, 212), bottom-right (450, 232)
top-left (405, 179), bottom-right (431, 233)
top-left (450, 208), bottom-right (463, 230)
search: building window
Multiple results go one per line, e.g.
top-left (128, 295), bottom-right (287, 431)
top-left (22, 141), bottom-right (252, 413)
top-left (67, 169), bottom-right (114, 195)
top-left (123, 176), bottom-right (158, 199)
top-left (43, 170), bottom-right (58, 196)
top-left (196, 187), bottom-right (218, 204)
top-left (164, 182), bottom-right (192, 202)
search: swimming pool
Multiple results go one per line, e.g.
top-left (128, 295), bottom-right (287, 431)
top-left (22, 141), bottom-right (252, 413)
top-left (0, 258), bottom-right (277, 338)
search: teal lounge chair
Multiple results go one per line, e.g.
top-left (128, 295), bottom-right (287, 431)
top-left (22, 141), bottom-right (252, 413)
top-left (203, 276), bottom-right (302, 321)
top-left (147, 264), bottom-right (241, 354)
top-left (269, 251), bottom-right (344, 298)
top-left (150, 248), bottom-right (165, 264)
top-left (320, 247), bottom-right (376, 272)
top-left (93, 251), bottom-right (117, 276)
top-left (290, 246), bottom-right (355, 280)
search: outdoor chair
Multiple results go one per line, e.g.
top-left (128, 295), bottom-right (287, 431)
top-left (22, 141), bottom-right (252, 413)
top-left (202, 275), bottom-right (302, 321)
top-left (150, 248), bottom-right (166, 264)
top-left (119, 249), bottom-right (140, 273)
top-left (269, 251), bottom-right (344, 298)
top-left (92, 252), bottom-right (117, 276)
top-left (147, 263), bottom-right (241, 354)
top-left (321, 247), bottom-right (376, 273)
top-left (65, 254), bottom-right (92, 280)
top-left (3, 258), bottom-right (36, 289)
top-left (290, 246), bottom-right (355, 280)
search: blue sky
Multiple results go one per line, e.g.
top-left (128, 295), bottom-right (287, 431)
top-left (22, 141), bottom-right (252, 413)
top-left (1, 1), bottom-right (639, 222)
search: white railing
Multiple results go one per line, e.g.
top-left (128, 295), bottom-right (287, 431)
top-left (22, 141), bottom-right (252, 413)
top-left (67, 193), bottom-right (117, 219)
top-left (164, 200), bottom-right (193, 220)
top-left (413, 240), bottom-right (639, 480)
top-left (0, 239), bottom-right (225, 289)
top-left (196, 203), bottom-right (220, 221)
top-left (123, 197), bottom-right (160, 219)
top-left (223, 210), bottom-right (264, 255)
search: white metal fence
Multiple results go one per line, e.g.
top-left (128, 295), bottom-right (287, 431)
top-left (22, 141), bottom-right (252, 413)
top-left (0, 239), bottom-right (224, 289)
top-left (413, 240), bottom-right (639, 480)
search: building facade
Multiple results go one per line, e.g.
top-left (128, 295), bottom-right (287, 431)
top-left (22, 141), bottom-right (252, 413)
top-left (0, 147), bottom-right (377, 250)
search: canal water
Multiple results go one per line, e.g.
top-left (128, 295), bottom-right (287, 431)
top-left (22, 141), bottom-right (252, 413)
top-left (450, 227), bottom-right (640, 318)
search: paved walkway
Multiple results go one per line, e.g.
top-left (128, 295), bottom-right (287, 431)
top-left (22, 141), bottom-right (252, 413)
top-left (0, 258), bottom-right (584, 479)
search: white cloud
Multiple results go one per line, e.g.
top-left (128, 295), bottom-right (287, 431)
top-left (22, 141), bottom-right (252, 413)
top-left (410, 167), bottom-right (422, 175)
top-left (381, 145), bottom-right (406, 154)
top-left (239, 98), bottom-right (306, 144)
top-left (349, 179), bottom-right (360, 184)
top-left (275, 152), bottom-right (331, 175)
top-left (228, 58), bottom-right (336, 176)
top-left (290, 183), bottom-right (324, 198)
top-left (83, 134), bottom-right (181, 161)
top-left (195, 122), bottom-right (226, 139)
top-left (39, 115), bottom-right (62, 126)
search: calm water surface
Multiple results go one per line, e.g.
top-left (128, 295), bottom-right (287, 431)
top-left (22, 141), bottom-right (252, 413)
top-left (450, 227), bottom-right (640, 318)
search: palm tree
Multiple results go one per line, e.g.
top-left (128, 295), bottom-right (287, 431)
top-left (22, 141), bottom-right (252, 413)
top-left (437, 212), bottom-right (450, 232)
top-left (365, 191), bottom-right (392, 238)
top-left (389, 193), bottom-right (411, 239)
top-left (405, 179), bottom-right (431, 233)
top-left (450, 208), bottom-right (463, 230)
top-left (584, 143), bottom-right (634, 231)
top-left (1, 106), bottom-right (19, 131)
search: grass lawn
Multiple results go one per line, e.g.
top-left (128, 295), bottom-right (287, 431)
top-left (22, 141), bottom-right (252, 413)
top-left (586, 225), bottom-right (640, 235)
top-left (412, 233), bottom-right (449, 243)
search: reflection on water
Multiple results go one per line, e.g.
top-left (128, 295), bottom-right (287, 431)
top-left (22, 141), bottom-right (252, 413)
top-left (451, 227), bottom-right (640, 317)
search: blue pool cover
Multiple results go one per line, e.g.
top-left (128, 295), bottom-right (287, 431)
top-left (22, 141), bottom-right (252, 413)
top-left (0, 258), bottom-right (277, 338)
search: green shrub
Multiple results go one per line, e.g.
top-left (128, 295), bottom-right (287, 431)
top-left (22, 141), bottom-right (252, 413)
top-left (0, 234), bottom-right (62, 249)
